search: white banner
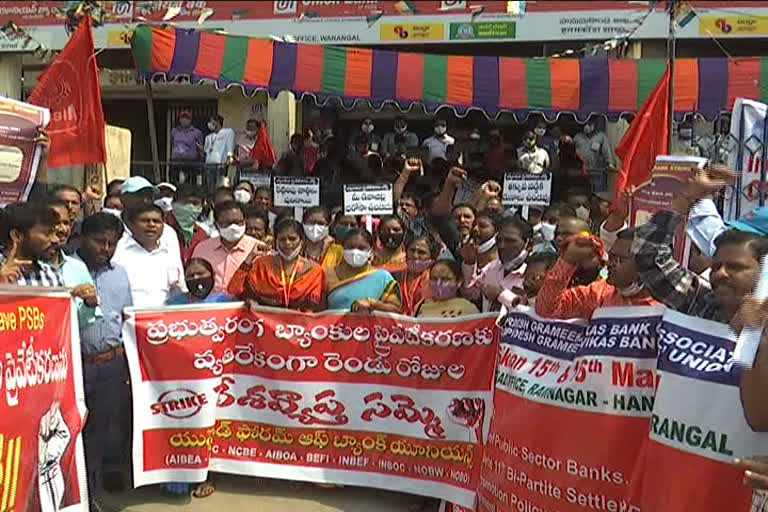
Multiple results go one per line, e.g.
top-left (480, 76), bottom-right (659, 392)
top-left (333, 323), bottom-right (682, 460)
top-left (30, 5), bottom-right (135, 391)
top-left (502, 172), bottom-right (552, 206)
top-left (273, 177), bottom-right (320, 208)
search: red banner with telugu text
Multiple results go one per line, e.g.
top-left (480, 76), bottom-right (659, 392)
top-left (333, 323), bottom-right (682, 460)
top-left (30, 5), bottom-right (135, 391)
top-left (0, 287), bottom-right (88, 512)
top-left (123, 304), bottom-right (498, 508)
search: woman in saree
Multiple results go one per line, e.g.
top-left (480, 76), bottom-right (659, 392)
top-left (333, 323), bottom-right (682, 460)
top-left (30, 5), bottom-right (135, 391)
top-left (301, 206), bottom-right (343, 268)
top-left (228, 218), bottom-right (324, 311)
top-left (399, 232), bottom-right (441, 316)
top-left (373, 214), bottom-right (407, 279)
top-left (326, 228), bottom-right (402, 313)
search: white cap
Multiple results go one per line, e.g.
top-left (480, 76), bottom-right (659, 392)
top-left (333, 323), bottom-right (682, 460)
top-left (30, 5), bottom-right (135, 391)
top-left (157, 182), bottom-right (177, 192)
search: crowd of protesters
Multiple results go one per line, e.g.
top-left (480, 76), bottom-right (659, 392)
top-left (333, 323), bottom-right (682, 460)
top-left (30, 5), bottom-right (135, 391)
top-left (2, 116), bottom-right (768, 510)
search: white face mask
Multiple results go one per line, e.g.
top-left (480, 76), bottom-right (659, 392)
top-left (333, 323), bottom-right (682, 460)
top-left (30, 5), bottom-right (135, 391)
top-left (278, 245), bottom-right (302, 261)
top-left (154, 196), bottom-right (173, 212)
top-left (434, 125), bottom-right (447, 136)
top-left (234, 189), bottom-right (252, 204)
top-left (477, 236), bottom-right (496, 254)
top-left (303, 223), bottom-right (329, 242)
top-left (540, 222), bottom-right (556, 242)
top-left (534, 127), bottom-right (546, 136)
top-left (395, 125), bottom-right (407, 134)
top-left (361, 123), bottom-right (374, 134)
top-left (469, 132), bottom-right (480, 140)
top-left (575, 206), bottom-right (590, 221)
top-left (208, 121), bottom-right (217, 131)
top-left (584, 124), bottom-right (594, 135)
top-left (246, 130), bottom-right (257, 137)
top-left (218, 223), bottom-right (245, 242)
top-left (344, 249), bottom-right (371, 268)
top-left (101, 207), bottom-right (122, 217)
top-left (679, 128), bottom-right (693, 139)
top-left (503, 250), bottom-right (528, 273)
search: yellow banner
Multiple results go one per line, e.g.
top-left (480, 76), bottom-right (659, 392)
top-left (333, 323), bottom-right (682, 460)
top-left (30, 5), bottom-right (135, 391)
top-left (380, 23), bottom-right (445, 42)
top-left (699, 16), bottom-right (768, 36)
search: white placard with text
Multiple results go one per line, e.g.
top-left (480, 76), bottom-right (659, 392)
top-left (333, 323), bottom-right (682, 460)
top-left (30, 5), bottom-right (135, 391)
top-left (273, 177), bottom-right (320, 208)
top-left (343, 184), bottom-right (394, 216)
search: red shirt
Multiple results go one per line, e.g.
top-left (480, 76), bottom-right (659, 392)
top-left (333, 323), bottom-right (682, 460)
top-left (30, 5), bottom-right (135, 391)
top-left (535, 259), bottom-right (658, 320)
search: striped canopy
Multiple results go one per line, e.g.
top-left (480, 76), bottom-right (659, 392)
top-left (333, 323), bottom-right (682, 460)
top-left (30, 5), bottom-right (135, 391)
top-left (132, 25), bottom-right (768, 121)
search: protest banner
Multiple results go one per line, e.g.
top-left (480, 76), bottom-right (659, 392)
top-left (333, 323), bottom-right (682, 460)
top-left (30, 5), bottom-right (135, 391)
top-left (239, 172), bottom-right (271, 190)
top-left (725, 98), bottom-right (768, 221)
top-left (630, 155), bottom-right (706, 263)
top-left (123, 304), bottom-right (498, 507)
top-left (635, 309), bottom-right (768, 511)
top-left (0, 97), bottom-right (50, 206)
top-left (477, 306), bottom-right (660, 512)
top-left (343, 184), bottom-right (394, 216)
top-left (0, 287), bottom-right (88, 512)
top-left (502, 173), bottom-right (552, 210)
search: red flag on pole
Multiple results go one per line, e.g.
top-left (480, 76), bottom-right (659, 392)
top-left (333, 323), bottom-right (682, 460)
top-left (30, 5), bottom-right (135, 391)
top-left (250, 120), bottom-right (276, 169)
top-left (28, 15), bottom-right (106, 168)
top-left (614, 66), bottom-right (671, 203)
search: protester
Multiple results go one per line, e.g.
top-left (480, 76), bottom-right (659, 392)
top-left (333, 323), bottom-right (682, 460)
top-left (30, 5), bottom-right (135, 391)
top-left (467, 213), bottom-right (500, 270)
top-left (301, 206), bottom-right (343, 268)
top-left (276, 133), bottom-right (306, 176)
top-left (536, 228), bottom-right (657, 319)
top-left (203, 115), bottom-right (235, 172)
top-left (422, 118), bottom-right (455, 164)
top-left (483, 197), bottom-right (504, 216)
top-left (228, 218), bottom-right (324, 311)
top-left (51, 184), bottom-right (86, 254)
top-left (244, 206), bottom-right (272, 246)
top-left (155, 182), bottom-right (176, 212)
top-left (167, 258), bottom-right (231, 305)
top-left (461, 215), bottom-right (532, 312)
top-left (348, 116), bottom-right (381, 154)
top-left (331, 212), bottom-right (360, 245)
top-left (170, 110), bottom-right (204, 182)
top-left (74, 213), bottom-right (133, 509)
top-left (400, 233), bottom-right (440, 316)
top-left (325, 228), bottom-right (401, 312)
top-left (102, 194), bottom-right (123, 216)
top-left (192, 201), bottom-right (266, 294)
top-left (374, 215), bottom-right (407, 276)
top-left (112, 203), bottom-right (186, 307)
top-left (167, 184), bottom-right (208, 264)
top-left (234, 181), bottom-right (255, 205)
top-left (106, 179), bottom-right (124, 197)
top-left (519, 252), bottom-right (558, 307)
top-left (235, 118), bottom-right (261, 166)
top-left (573, 117), bottom-right (616, 173)
top-left (517, 130), bottom-right (550, 175)
top-left (381, 116), bottom-right (418, 158)
top-left (415, 259), bottom-right (478, 318)
top-left (0, 202), bottom-right (64, 286)
top-left (253, 186), bottom-right (278, 228)
top-left (485, 127), bottom-right (513, 177)
top-left (452, 204), bottom-right (477, 244)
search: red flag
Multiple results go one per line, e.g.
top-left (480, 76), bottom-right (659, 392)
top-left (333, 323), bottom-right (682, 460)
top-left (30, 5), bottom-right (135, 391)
top-left (250, 120), bottom-right (276, 169)
top-left (614, 66), bottom-right (671, 203)
top-left (29, 16), bottom-right (106, 168)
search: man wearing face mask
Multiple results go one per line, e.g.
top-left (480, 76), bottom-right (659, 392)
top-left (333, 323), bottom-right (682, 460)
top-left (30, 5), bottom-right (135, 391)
top-left (573, 117), bottom-right (616, 190)
top-left (166, 184), bottom-right (209, 265)
top-left (154, 182), bottom-right (176, 213)
top-left (517, 130), bottom-right (550, 175)
top-left (203, 115), bottom-right (236, 188)
top-left (170, 111), bottom-right (203, 183)
top-left (536, 228), bottom-right (657, 320)
top-left (532, 119), bottom-right (558, 164)
top-left (235, 118), bottom-right (261, 168)
top-left (381, 116), bottom-right (418, 158)
top-left (422, 118), bottom-right (455, 165)
top-left (192, 201), bottom-right (266, 294)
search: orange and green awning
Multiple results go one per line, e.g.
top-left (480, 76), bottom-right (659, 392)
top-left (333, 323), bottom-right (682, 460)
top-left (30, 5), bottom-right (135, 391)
top-left (132, 25), bottom-right (768, 120)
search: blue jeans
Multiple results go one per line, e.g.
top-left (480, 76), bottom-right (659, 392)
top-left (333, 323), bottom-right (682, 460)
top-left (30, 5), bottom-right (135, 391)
top-left (82, 355), bottom-right (131, 498)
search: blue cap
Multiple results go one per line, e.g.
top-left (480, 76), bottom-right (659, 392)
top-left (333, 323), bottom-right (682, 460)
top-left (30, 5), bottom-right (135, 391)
top-left (727, 207), bottom-right (768, 236)
top-left (120, 176), bottom-right (158, 195)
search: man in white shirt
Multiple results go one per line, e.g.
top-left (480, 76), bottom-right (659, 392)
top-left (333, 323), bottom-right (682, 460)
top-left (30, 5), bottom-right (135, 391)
top-left (204, 114), bottom-right (235, 189)
top-left (422, 118), bottom-right (455, 164)
top-left (112, 203), bottom-right (185, 307)
top-left (517, 130), bottom-right (550, 174)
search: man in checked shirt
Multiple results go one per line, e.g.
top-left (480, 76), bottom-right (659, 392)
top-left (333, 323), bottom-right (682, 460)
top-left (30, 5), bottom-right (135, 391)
top-left (631, 165), bottom-right (768, 508)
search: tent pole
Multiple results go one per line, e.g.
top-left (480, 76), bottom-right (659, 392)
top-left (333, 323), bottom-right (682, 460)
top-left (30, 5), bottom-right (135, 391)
top-left (144, 80), bottom-right (161, 183)
top-left (667, 0), bottom-right (677, 148)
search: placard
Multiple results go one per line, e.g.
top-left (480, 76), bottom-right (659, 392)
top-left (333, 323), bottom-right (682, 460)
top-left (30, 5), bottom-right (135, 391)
top-left (502, 172), bottom-right (552, 206)
top-left (343, 184), bottom-right (394, 215)
top-left (273, 177), bottom-right (320, 207)
top-left (239, 172), bottom-right (271, 190)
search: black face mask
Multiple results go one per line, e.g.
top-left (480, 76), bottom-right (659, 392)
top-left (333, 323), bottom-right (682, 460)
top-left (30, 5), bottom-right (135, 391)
top-left (187, 277), bottom-right (214, 299)
top-left (380, 232), bottom-right (405, 250)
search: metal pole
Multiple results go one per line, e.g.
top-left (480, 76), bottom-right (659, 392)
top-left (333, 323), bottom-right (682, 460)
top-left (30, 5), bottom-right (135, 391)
top-left (760, 114), bottom-right (768, 207)
top-left (735, 103), bottom-right (746, 219)
top-left (144, 80), bottom-right (161, 183)
top-left (667, 0), bottom-right (677, 148)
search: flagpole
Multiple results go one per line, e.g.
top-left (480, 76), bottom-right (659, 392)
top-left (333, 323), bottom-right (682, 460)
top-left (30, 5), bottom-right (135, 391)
top-left (667, 0), bottom-right (677, 148)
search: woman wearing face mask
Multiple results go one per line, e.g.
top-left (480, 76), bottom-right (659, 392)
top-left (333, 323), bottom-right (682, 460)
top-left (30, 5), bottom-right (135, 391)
top-left (415, 260), bottom-right (478, 318)
top-left (228, 218), bottom-right (324, 312)
top-left (400, 233), bottom-right (440, 316)
top-left (373, 215), bottom-right (407, 277)
top-left (302, 206), bottom-right (343, 268)
top-left (465, 214), bottom-right (500, 270)
top-left (331, 213), bottom-right (361, 245)
top-left (233, 181), bottom-right (255, 205)
top-left (326, 228), bottom-right (402, 313)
